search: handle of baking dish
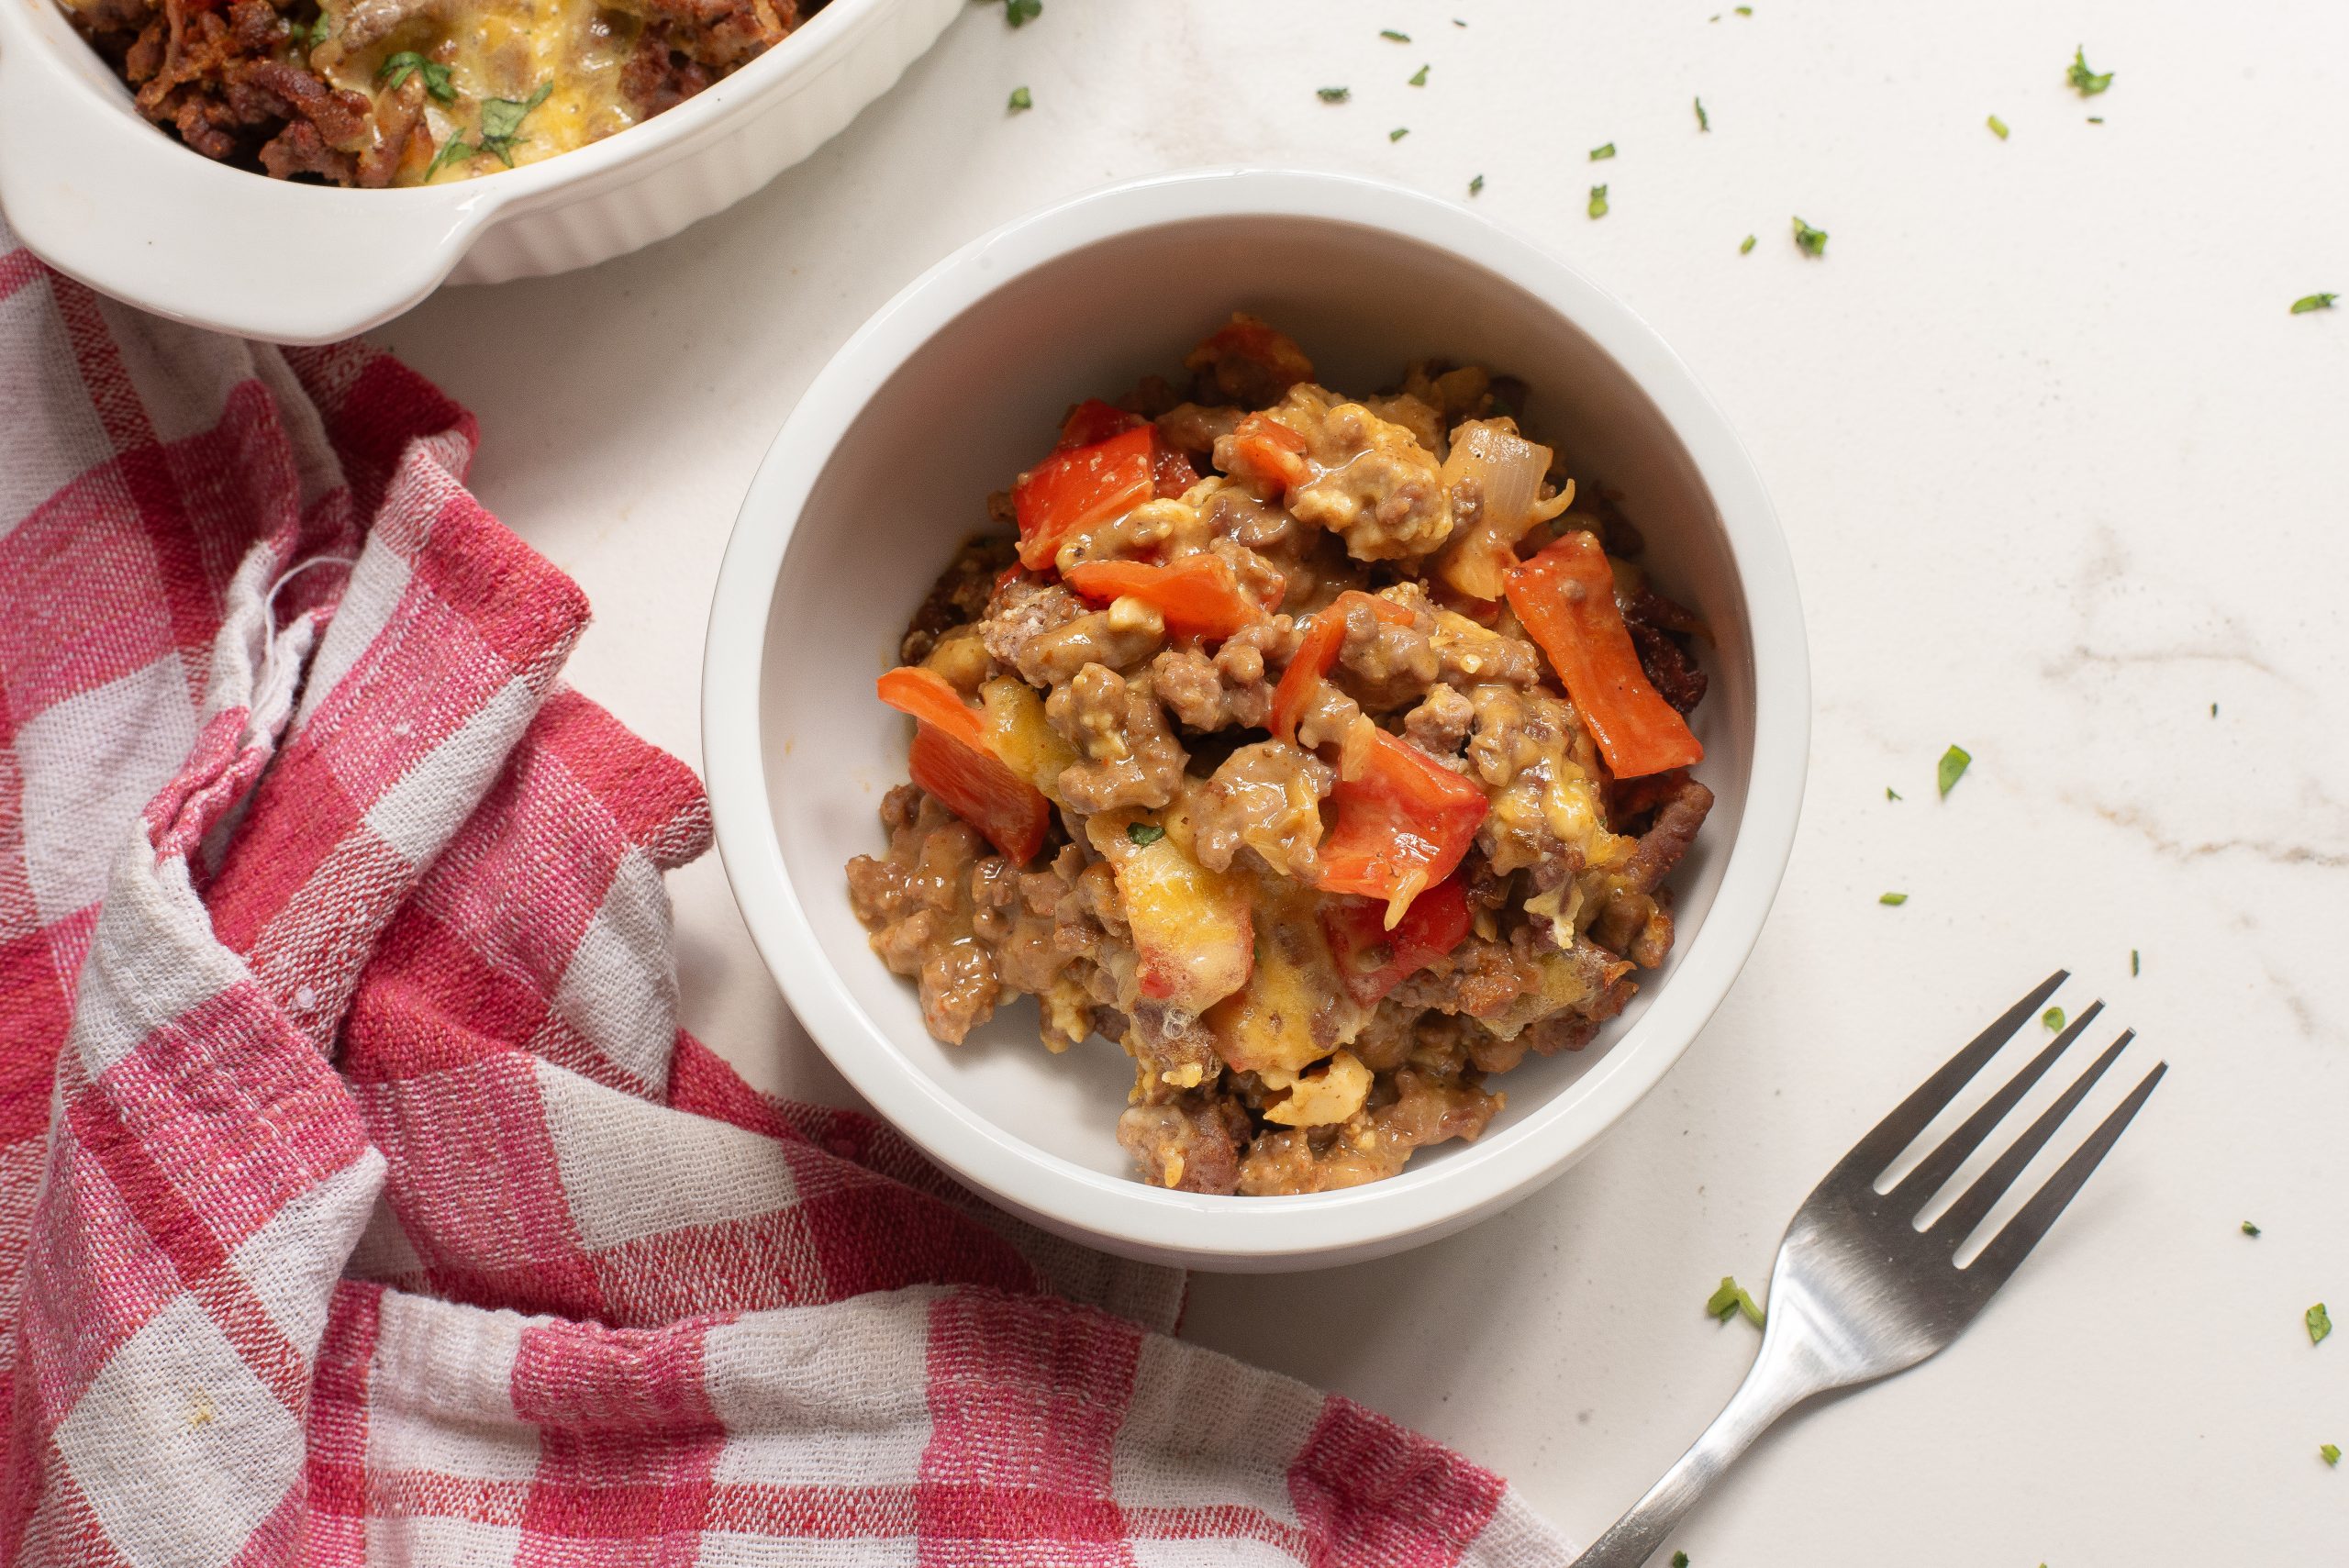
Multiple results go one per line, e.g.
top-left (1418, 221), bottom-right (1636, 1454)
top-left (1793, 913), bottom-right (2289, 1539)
top-left (0, 24), bottom-right (496, 345)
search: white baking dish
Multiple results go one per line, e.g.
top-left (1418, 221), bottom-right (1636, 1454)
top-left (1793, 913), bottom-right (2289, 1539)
top-left (0, 0), bottom-right (960, 343)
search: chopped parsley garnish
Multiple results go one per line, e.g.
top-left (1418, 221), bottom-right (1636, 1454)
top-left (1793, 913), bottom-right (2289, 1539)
top-left (1987, 114), bottom-right (2009, 140)
top-left (1735, 3), bottom-right (1751, 11)
top-left (1389, 127), bottom-right (1409, 141)
top-left (1878, 892), bottom-right (1908, 906)
top-left (1792, 216), bottom-right (1829, 257)
top-left (1936, 743), bottom-right (1970, 796)
top-left (2066, 46), bottom-right (2113, 97)
top-left (2243, 1220), bottom-right (2260, 1236)
top-left (476, 81), bottom-right (551, 166)
top-left (1318, 86), bottom-right (1351, 102)
top-left (1590, 142), bottom-right (1616, 160)
top-left (1381, 28), bottom-right (1410, 41)
top-left (2291, 293), bottom-right (2339, 315)
top-left (1469, 173), bottom-right (1485, 195)
top-left (2324, 1444), bottom-right (2342, 1467)
top-left (303, 9), bottom-right (332, 49)
top-left (1674, 1555), bottom-right (1691, 1568)
top-left (2087, 116), bottom-right (2104, 124)
top-left (2310, 1303), bottom-right (2332, 1346)
top-left (1007, 85), bottom-right (1031, 111)
top-left (378, 51), bottom-right (456, 104)
top-left (1587, 184), bottom-right (1609, 219)
top-left (1885, 785), bottom-right (1901, 800)
top-left (424, 136), bottom-right (475, 181)
top-left (1005, 0), bottom-right (1041, 26)
top-left (2043, 1006), bottom-right (2065, 1031)
top-left (1127, 822), bottom-right (1165, 846)
top-left (1409, 63), bottom-right (1430, 86)
top-left (1740, 233), bottom-right (1757, 254)
top-left (1694, 96), bottom-right (1709, 132)
top-left (1706, 1276), bottom-right (1765, 1327)
top-left (2131, 949), bottom-right (2140, 976)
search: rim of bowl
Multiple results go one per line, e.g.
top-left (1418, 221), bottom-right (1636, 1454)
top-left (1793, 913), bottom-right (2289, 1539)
top-left (704, 167), bottom-right (1811, 1263)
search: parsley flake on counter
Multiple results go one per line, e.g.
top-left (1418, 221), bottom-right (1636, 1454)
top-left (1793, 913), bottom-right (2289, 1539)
top-left (1694, 96), bottom-right (1710, 132)
top-left (1469, 173), bottom-right (1485, 195)
top-left (2086, 116), bottom-right (2104, 124)
top-left (1590, 142), bottom-right (1617, 161)
top-left (1381, 28), bottom-right (1410, 41)
top-left (1886, 785), bottom-right (1902, 800)
top-left (378, 51), bottom-right (456, 104)
top-left (2310, 1303), bottom-right (2333, 1346)
top-left (1453, 16), bottom-right (1466, 25)
top-left (1005, 0), bottom-right (1040, 26)
top-left (1936, 743), bottom-right (1970, 796)
top-left (1409, 63), bottom-right (1430, 86)
top-left (1674, 1555), bottom-right (1691, 1568)
top-left (1735, 3), bottom-right (1751, 11)
top-left (2242, 1220), bottom-right (2260, 1236)
top-left (1007, 85), bottom-right (1031, 111)
top-left (1740, 233), bottom-right (1757, 254)
top-left (2210, 702), bottom-right (2220, 716)
top-left (1792, 216), bottom-right (1828, 257)
top-left (2131, 948), bottom-right (2141, 976)
top-left (2043, 1006), bottom-right (2065, 1031)
top-left (2324, 1444), bottom-right (2342, 1467)
top-left (1879, 892), bottom-right (1909, 906)
top-left (477, 81), bottom-right (551, 166)
top-left (1390, 127), bottom-right (1409, 142)
top-left (1588, 183), bottom-right (1609, 218)
top-left (2066, 46), bottom-right (2113, 96)
top-left (2291, 293), bottom-right (2339, 315)
top-left (1318, 86), bottom-right (1351, 102)
top-left (1706, 1276), bottom-right (1765, 1327)
top-left (1987, 114), bottom-right (2009, 140)
top-left (1127, 823), bottom-right (1165, 847)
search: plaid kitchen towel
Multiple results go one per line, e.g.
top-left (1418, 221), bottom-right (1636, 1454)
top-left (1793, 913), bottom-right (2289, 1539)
top-left (0, 228), bottom-right (1571, 1565)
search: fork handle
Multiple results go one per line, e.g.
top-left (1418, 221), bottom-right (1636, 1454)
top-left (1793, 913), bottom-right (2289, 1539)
top-left (1565, 1343), bottom-right (1815, 1566)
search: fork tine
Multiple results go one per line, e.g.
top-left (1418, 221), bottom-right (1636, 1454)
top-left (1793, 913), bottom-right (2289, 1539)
top-left (1959, 1059), bottom-right (2166, 1284)
top-left (1889, 1002), bottom-right (2104, 1207)
top-left (1834, 970), bottom-right (2068, 1183)
top-left (1931, 1029), bottom-right (2131, 1242)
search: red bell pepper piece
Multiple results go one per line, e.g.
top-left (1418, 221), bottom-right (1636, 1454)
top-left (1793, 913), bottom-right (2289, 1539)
top-left (1503, 531), bottom-right (1703, 779)
top-left (1320, 874), bottom-right (1474, 1006)
top-left (1061, 555), bottom-right (1269, 641)
top-left (1013, 425), bottom-right (1158, 571)
top-left (1315, 728), bottom-right (1489, 914)
top-left (875, 666), bottom-right (1051, 862)
top-left (1056, 398), bottom-right (1144, 450)
top-left (1225, 412), bottom-right (1310, 495)
top-left (1267, 591), bottom-right (1419, 743)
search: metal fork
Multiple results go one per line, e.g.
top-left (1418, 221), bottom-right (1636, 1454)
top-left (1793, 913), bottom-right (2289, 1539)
top-left (1569, 972), bottom-right (2165, 1566)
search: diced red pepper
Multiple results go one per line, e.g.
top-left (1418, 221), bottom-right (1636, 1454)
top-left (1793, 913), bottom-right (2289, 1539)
top-left (876, 666), bottom-right (1051, 862)
top-left (1315, 728), bottom-right (1489, 913)
top-left (1013, 425), bottom-right (1158, 571)
top-left (1320, 874), bottom-right (1474, 1006)
top-left (1062, 555), bottom-right (1268, 641)
top-left (1056, 398), bottom-right (1144, 450)
top-left (1267, 591), bottom-right (1419, 743)
top-left (1503, 530), bottom-right (1704, 779)
top-left (1225, 412), bottom-right (1311, 495)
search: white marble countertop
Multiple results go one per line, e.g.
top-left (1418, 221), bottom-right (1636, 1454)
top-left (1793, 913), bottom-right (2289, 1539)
top-left (376, 0), bottom-right (2347, 1558)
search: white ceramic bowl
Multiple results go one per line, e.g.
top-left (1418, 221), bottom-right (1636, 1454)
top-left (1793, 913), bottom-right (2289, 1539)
top-left (705, 169), bottom-right (1810, 1272)
top-left (0, 0), bottom-right (959, 343)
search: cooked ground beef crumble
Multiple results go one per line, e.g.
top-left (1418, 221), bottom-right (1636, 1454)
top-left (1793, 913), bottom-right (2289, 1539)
top-left (848, 316), bottom-right (1715, 1195)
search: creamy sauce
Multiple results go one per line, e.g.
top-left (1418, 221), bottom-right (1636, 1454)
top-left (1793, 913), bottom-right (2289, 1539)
top-left (320, 0), bottom-right (642, 185)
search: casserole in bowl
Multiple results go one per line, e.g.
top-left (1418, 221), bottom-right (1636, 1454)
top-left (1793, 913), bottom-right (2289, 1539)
top-left (703, 169), bottom-right (1810, 1271)
top-left (0, 0), bottom-right (958, 341)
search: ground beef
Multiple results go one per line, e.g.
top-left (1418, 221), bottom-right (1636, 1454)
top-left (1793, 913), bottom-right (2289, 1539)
top-left (1048, 666), bottom-right (1186, 814)
top-left (1623, 587), bottom-right (1709, 714)
top-left (1192, 741), bottom-right (1330, 880)
top-left (1403, 683), bottom-right (1475, 762)
top-left (1184, 315), bottom-right (1315, 409)
top-left (1619, 774), bottom-right (1714, 895)
top-left (901, 536), bottom-right (1018, 665)
top-left (1117, 1092), bottom-right (1250, 1195)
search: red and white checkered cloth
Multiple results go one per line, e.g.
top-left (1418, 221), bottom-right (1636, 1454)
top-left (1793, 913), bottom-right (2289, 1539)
top-left (0, 227), bottom-right (1572, 1566)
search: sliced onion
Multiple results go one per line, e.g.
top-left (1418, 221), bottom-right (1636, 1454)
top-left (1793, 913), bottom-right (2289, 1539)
top-left (1435, 419), bottom-right (1564, 599)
